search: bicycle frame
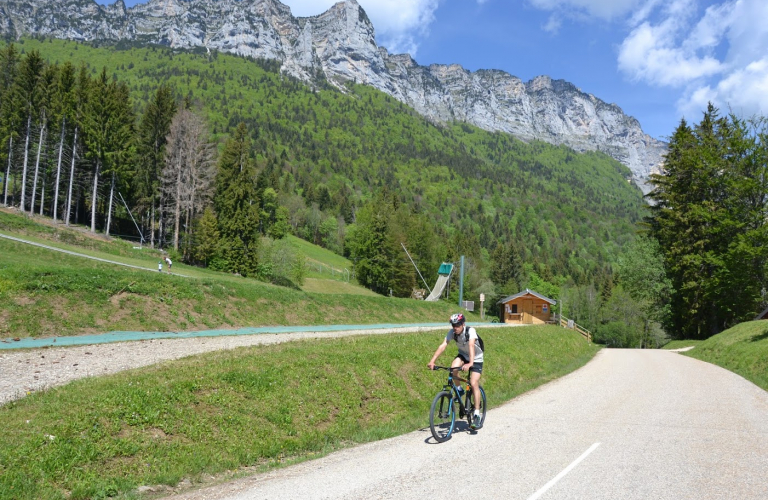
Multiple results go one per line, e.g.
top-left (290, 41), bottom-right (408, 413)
top-left (435, 366), bottom-right (473, 417)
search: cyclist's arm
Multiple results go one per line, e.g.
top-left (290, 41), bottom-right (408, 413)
top-left (428, 339), bottom-right (449, 369)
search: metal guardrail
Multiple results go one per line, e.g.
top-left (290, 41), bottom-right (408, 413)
top-left (560, 316), bottom-right (592, 342)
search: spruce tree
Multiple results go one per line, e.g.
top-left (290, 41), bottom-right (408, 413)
top-left (136, 84), bottom-right (177, 247)
top-left (14, 50), bottom-right (45, 213)
top-left (0, 44), bottom-right (20, 206)
top-left (647, 105), bottom-right (768, 338)
top-left (214, 123), bottom-right (260, 277)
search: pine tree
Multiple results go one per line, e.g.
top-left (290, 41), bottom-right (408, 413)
top-left (214, 123), bottom-right (260, 276)
top-left (136, 84), bottom-right (177, 247)
top-left (65, 65), bottom-right (89, 226)
top-left (491, 241), bottom-right (523, 295)
top-left (81, 69), bottom-right (135, 234)
top-left (0, 44), bottom-right (21, 206)
top-left (190, 206), bottom-right (220, 266)
top-left (51, 61), bottom-right (76, 222)
top-left (646, 105), bottom-right (768, 338)
top-left (14, 50), bottom-right (45, 213)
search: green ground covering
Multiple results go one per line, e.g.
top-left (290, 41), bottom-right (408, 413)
top-left (0, 325), bottom-right (598, 500)
top-left (0, 233), bottom-right (455, 337)
top-left (0, 210), bottom-right (441, 337)
top-left (661, 340), bottom-right (703, 350)
top-left (681, 321), bottom-right (768, 391)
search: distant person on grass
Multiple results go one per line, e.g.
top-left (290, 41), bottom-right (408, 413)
top-left (427, 313), bottom-right (484, 429)
top-left (158, 261), bottom-right (162, 272)
top-left (165, 256), bottom-right (172, 270)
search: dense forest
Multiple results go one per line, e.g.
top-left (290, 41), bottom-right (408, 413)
top-left (645, 105), bottom-right (768, 340)
top-left (0, 38), bottom-right (656, 334)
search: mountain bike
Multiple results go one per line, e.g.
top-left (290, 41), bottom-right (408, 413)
top-left (429, 365), bottom-right (486, 442)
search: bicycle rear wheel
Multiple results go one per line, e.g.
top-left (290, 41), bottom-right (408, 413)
top-left (429, 390), bottom-right (455, 442)
top-left (467, 386), bottom-right (487, 428)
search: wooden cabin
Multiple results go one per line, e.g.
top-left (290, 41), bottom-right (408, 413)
top-left (497, 289), bottom-right (556, 325)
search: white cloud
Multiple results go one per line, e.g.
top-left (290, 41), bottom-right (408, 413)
top-left (282, 0), bottom-right (439, 55)
top-left (679, 57), bottom-right (768, 121)
top-left (543, 14), bottom-right (563, 34)
top-left (528, 0), bottom-right (768, 122)
top-left (616, 0), bottom-right (768, 120)
top-left (617, 11), bottom-right (725, 87)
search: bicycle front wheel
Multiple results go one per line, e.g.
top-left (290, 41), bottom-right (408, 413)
top-left (467, 385), bottom-right (487, 428)
top-left (429, 390), bottom-right (456, 442)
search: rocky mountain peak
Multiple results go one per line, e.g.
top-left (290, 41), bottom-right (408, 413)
top-left (0, 0), bottom-right (666, 190)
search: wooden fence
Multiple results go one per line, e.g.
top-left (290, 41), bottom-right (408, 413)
top-left (559, 316), bottom-right (592, 342)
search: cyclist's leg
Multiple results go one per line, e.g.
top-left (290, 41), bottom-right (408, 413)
top-left (469, 370), bottom-right (482, 411)
top-left (450, 355), bottom-right (465, 381)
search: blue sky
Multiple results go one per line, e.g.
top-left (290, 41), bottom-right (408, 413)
top-left (97, 0), bottom-right (768, 142)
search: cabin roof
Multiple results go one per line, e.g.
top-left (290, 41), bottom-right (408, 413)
top-left (497, 288), bottom-right (557, 305)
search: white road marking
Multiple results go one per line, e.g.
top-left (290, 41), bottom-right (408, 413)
top-left (527, 442), bottom-right (601, 500)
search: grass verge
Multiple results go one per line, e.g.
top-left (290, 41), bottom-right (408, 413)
top-left (0, 326), bottom-right (599, 499)
top-left (661, 340), bottom-right (703, 350)
top-left (0, 227), bottom-right (457, 338)
top-left (680, 320), bottom-right (768, 392)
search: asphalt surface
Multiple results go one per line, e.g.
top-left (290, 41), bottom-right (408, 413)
top-left (164, 349), bottom-right (768, 500)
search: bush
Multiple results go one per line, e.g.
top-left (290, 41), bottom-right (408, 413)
top-left (257, 236), bottom-right (306, 287)
top-left (594, 321), bottom-right (641, 348)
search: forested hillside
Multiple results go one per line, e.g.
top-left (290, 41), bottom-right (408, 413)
top-left (0, 37), bottom-right (646, 308)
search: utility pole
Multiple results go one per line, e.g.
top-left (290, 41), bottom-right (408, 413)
top-left (458, 255), bottom-right (465, 307)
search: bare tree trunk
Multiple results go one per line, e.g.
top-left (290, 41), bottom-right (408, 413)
top-left (158, 199), bottom-right (165, 248)
top-left (186, 191), bottom-right (193, 237)
top-left (20, 115), bottom-right (31, 212)
top-left (39, 164), bottom-right (46, 216)
top-left (31, 120), bottom-right (45, 215)
top-left (53, 118), bottom-right (66, 221)
top-left (173, 159), bottom-right (182, 250)
top-left (3, 135), bottom-right (11, 206)
top-left (91, 156), bottom-right (100, 233)
top-left (106, 171), bottom-right (115, 237)
top-left (65, 127), bottom-right (78, 226)
top-left (75, 186), bottom-right (80, 224)
top-left (150, 202), bottom-right (156, 248)
top-left (163, 108), bottom-right (215, 253)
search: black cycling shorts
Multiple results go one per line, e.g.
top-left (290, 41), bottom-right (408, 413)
top-left (455, 355), bottom-right (483, 374)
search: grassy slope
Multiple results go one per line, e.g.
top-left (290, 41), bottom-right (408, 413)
top-left (0, 210), bottom-right (455, 337)
top-left (0, 325), bottom-right (599, 500)
top-left (661, 340), bottom-right (703, 350)
top-left (681, 321), bottom-right (768, 391)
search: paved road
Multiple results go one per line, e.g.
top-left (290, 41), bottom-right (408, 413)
top-left (165, 349), bottom-right (768, 500)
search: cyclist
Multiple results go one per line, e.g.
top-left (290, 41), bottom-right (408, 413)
top-left (427, 313), bottom-right (484, 429)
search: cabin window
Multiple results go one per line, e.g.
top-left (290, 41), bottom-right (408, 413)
top-left (511, 304), bottom-right (518, 313)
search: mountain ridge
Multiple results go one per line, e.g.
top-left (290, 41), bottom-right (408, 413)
top-left (0, 0), bottom-right (666, 190)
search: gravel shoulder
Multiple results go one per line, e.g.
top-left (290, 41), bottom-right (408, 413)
top-left (0, 324), bottom-right (509, 405)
